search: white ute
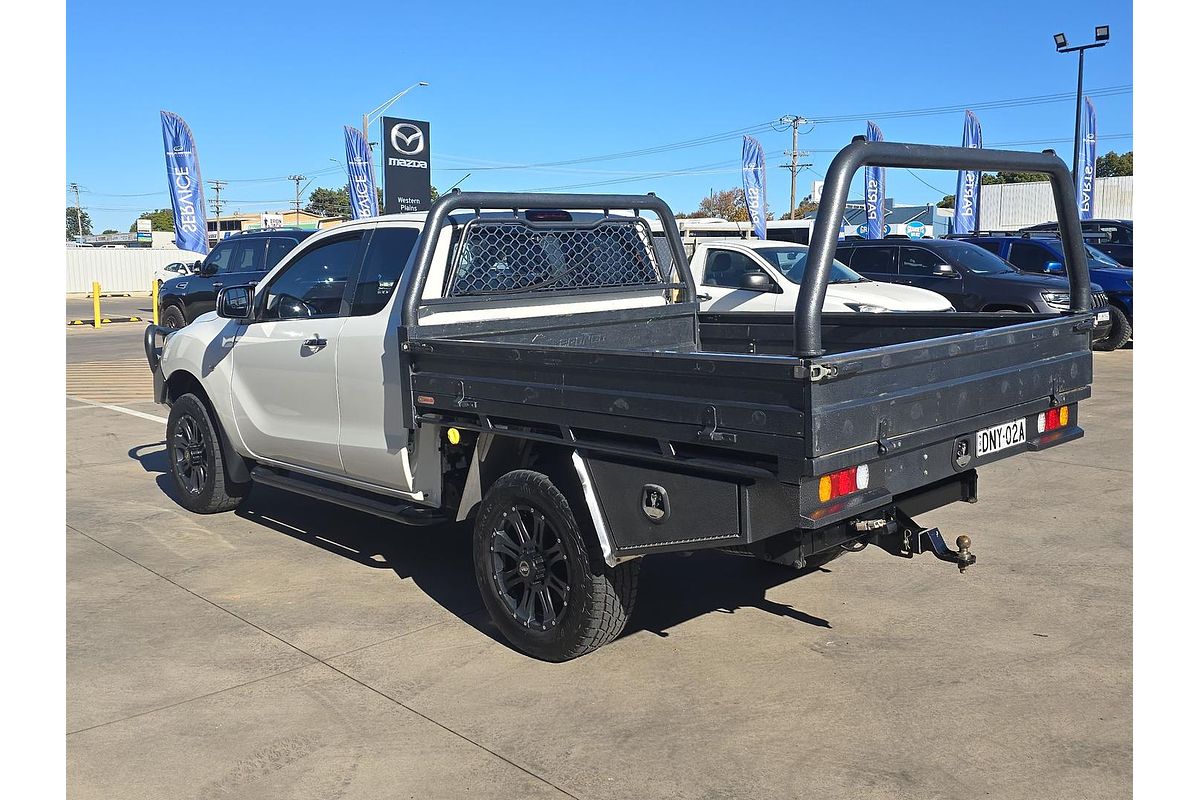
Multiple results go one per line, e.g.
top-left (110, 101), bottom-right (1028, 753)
top-left (683, 237), bottom-right (955, 313)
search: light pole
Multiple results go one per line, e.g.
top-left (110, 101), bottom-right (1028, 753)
top-left (1053, 25), bottom-right (1109, 186)
top-left (362, 81), bottom-right (429, 143)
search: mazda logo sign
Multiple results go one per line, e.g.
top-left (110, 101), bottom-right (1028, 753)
top-left (390, 123), bottom-right (424, 156)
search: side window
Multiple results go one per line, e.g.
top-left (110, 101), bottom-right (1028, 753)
top-left (702, 249), bottom-right (761, 288)
top-left (974, 240), bottom-right (1003, 256)
top-left (262, 234), bottom-right (363, 320)
top-left (1098, 225), bottom-right (1131, 245)
top-left (834, 246), bottom-right (855, 265)
top-left (899, 247), bottom-right (945, 276)
top-left (204, 241), bottom-right (235, 274)
top-left (350, 227), bottom-right (421, 316)
top-left (1007, 242), bottom-right (1053, 272)
top-left (226, 239), bottom-right (267, 273)
top-left (266, 237), bottom-right (300, 270)
top-left (848, 246), bottom-right (898, 274)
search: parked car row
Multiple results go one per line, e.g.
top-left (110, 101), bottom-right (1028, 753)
top-left (160, 222), bottom-right (1129, 351)
top-left (157, 229), bottom-right (316, 328)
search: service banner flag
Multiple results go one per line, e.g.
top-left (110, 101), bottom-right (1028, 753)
top-left (159, 111), bottom-right (209, 254)
top-left (741, 135), bottom-right (768, 239)
top-left (953, 110), bottom-right (983, 234)
top-left (344, 125), bottom-right (379, 219)
top-left (865, 121), bottom-right (886, 239)
top-left (1078, 97), bottom-right (1097, 220)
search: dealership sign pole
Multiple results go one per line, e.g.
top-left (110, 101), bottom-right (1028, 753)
top-left (952, 110), bottom-right (983, 235)
top-left (381, 117), bottom-right (432, 214)
top-left (159, 111), bottom-right (209, 254)
top-left (741, 135), bottom-right (768, 240)
top-left (1077, 96), bottom-right (1097, 220)
top-left (343, 125), bottom-right (379, 219)
top-left (865, 121), bottom-right (885, 239)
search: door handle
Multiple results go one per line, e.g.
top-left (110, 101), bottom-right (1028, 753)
top-left (213, 282), bottom-right (224, 289)
top-left (302, 336), bottom-right (327, 350)
top-left (696, 293), bottom-right (712, 302)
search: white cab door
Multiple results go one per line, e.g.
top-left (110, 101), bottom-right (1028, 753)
top-left (694, 247), bottom-right (784, 312)
top-left (231, 232), bottom-right (365, 473)
top-left (335, 225), bottom-right (423, 492)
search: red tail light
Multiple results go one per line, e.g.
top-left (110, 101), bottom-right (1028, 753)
top-left (818, 464), bottom-right (870, 503)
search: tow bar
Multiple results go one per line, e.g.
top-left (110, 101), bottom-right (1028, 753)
top-left (870, 510), bottom-right (977, 573)
top-left (908, 526), bottom-right (976, 573)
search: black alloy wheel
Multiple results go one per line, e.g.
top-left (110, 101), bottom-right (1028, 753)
top-left (165, 393), bottom-right (249, 514)
top-left (172, 411), bottom-right (209, 497)
top-left (488, 504), bottom-right (572, 631)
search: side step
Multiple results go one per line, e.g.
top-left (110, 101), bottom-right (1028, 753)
top-left (250, 466), bottom-right (446, 527)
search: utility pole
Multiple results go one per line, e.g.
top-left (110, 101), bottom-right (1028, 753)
top-left (288, 174), bottom-right (306, 225)
top-left (69, 182), bottom-right (83, 240)
top-left (777, 116), bottom-right (810, 219)
top-left (208, 179), bottom-right (226, 243)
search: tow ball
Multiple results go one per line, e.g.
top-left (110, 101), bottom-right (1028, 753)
top-left (914, 527), bottom-right (977, 573)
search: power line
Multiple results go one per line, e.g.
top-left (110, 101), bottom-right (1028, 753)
top-left (807, 84), bottom-right (1131, 124)
top-left (777, 115), bottom-right (811, 219)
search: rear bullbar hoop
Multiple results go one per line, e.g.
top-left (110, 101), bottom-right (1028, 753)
top-left (798, 138), bottom-right (1091, 357)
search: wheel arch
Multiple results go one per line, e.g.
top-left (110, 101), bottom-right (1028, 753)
top-left (453, 435), bottom-right (619, 566)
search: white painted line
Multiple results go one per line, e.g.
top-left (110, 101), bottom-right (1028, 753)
top-left (66, 395), bottom-right (167, 425)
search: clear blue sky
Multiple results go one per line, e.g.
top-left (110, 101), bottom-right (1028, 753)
top-left (66, 0), bottom-right (1132, 233)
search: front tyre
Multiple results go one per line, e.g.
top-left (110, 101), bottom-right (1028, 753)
top-left (473, 470), bottom-right (639, 661)
top-left (161, 304), bottom-right (186, 330)
top-left (166, 393), bottom-right (249, 514)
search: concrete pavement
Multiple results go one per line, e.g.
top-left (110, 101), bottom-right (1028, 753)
top-left (66, 343), bottom-right (1132, 799)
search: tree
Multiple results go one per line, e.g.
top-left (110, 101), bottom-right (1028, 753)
top-left (981, 171), bottom-right (1049, 185)
top-left (937, 194), bottom-right (955, 209)
top-left (305, 186), bottom-right (351, 217)
top-left (101, 229), bottom-right (118, 235)
top-left (306, 183), bottom-right (440, 217)
top-left (679, 187), bottom-right (775, 222)
top-left (777, 194), bottom-right (820, 220)
top-left (129, 209), bottom-right (175, 232)
top-left (66, 207), bottom-right (92, 239)
top-left (1096, 150), bottom-right (1133, 177)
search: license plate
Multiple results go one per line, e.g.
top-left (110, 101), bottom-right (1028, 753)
top-left (976, 418), bottom-right (1026, 457)
top-left (1097, 310), bottom-right (1110, 323)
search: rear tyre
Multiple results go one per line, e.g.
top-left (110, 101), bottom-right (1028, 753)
top-left (166, 393), bottom-right (249, 514)
top-left (1093, 306), bottom-right (1131, 351)
top-left (472, 470), bottom-right (639, 661)
top-left (162, 304), bottom-right (186, 330)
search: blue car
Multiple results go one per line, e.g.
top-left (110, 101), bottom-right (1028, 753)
top-left (963, 234), bottom-right (1132, 350)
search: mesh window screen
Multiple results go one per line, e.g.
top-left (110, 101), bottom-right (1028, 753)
top-left (446, 219), bottom-right (669, 297)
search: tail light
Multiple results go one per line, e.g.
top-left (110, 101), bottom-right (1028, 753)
top-left (818, 464), bottom-right (870, 503)
top-left (1036, 406), bottom-right (1070, 434)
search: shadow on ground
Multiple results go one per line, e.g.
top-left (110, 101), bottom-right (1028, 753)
top-left (130, 441), bottom-right (832, 654)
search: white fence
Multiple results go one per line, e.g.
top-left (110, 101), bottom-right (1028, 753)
top-left (65, 248), bottom-right (203, 294)
top-left (979, 175), bottom-right (1133, 230)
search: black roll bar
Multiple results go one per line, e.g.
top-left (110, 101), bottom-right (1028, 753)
top-left (798, 138), bottom-right (1091, 357)
top-left (400, 191), bottom-right (695, 329)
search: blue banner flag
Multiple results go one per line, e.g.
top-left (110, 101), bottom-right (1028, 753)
top-left (344, 125), bottom-right (379, 219)
top-left (741, 135), bottom-right (768, 239)
top-left (865, 121), bottom-right (885, 239)
top-left (953, 110), bottom-right (983, 234)
top-left (1077, 97), bottom-right (1097, 220)
top-left (159, 111), bottom-right (209, 254)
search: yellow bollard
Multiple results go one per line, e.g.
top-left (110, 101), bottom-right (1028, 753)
top-left (152, 280), bottom-right (160, 325)
top-left (92, 281), bottom-right (101, 329)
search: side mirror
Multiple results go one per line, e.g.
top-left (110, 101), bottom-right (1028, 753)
top-left (190, 260), bottom-right (203, 274)
top-left (740, 272), bottom-right (780, 293)
top-left (1044, 261), bottom-right (1065, 274)
top-left (934, 263), bottom-right (958, 278)
top-left (217, 285), bottom-right (254, 320)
